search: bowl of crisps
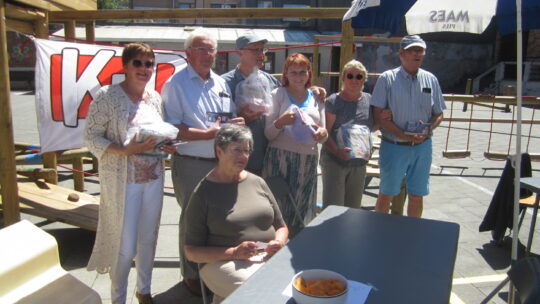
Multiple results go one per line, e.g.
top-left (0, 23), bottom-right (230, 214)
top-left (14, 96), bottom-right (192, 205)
top-left (292, 269), bottom-right (348, 304)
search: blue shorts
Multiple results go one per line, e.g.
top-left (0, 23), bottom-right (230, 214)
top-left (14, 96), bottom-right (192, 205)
top-left (378, 138), bottom-right (432, 196)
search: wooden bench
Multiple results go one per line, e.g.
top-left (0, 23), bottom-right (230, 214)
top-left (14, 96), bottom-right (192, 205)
top-left (0, 220), bottom-right (101, 303)
top-left (366, 166), bottom-right (380, 177)
top-left (0, 176), bottom-right (99, 231)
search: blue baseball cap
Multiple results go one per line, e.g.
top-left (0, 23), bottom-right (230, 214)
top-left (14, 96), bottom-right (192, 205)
top-left (400, 35), bottom-right (427, 50)
top-left (236, 33), bottom-right (268, 50)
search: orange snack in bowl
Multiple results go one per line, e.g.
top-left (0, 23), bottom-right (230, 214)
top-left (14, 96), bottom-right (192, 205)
top-left (296, 277), bottom-right (347, 296)
top-left (326, 279), bottom-right (347, 296)
top-left (295, 276), bottom-right (307, 293)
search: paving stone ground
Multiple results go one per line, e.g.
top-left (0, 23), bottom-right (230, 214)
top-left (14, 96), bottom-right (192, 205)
top-left (6, 91), bottom-right (540, 304)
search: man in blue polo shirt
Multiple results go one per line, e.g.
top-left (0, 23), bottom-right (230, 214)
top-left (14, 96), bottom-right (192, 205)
top-left (371, 35), bottom-right (445, 218)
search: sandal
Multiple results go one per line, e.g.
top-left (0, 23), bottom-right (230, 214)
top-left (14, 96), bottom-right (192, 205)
top-left (135, 292), bottom-right (154, 304)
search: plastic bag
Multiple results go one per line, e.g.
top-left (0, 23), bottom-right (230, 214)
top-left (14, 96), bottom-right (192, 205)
top-left (124, 103), bottom-right (179, 156)
top-left (285, 105), bottom-right (316, 144)
top-left (235, 68), bottom-right (273, 113)
top-left (336, 123), bottom-right (372, 160)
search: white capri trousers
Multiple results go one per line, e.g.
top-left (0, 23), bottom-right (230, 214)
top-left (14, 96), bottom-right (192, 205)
top-left (110, 176), bottom-right (164, 304)
top-left (200, 260), bottom-right (264, 303)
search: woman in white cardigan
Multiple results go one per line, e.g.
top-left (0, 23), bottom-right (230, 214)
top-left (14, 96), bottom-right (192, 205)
top-left (263, 53), bottom-right (328, 237)
top-left (84, 43), bottom-right (173, 304)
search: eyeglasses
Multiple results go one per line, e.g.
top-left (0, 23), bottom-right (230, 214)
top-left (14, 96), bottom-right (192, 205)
top-left (346, 73), bottom-right (363, 80)
top-left (243, 47), bottom-right (269, 54)
top-left (228, 146), bottom-right (252, 156)
top-left (131, 59), bottom-right (155, 68)
top-left (190, 47), bottom-right (217, 54)
top-left (288, 70), bottom-right (309, 77)
top-left (405, 48), bottom-right (425, 54)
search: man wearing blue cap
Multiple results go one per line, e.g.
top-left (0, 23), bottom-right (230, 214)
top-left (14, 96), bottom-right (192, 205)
top-left (371, 35), bottom-right (446, 218)
top-left (222, 32), bottom-right (326, 176)
top-left (221, 32), bottom-right (280, 175)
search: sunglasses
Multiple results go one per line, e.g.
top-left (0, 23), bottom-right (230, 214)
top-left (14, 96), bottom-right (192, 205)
top-left (346, 73), bottom-right (363, 80)
top-left (131, 59), bottom-right (155, 68)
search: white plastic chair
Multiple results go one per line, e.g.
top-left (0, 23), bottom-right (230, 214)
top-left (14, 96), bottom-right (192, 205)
top-left (0, 220), bottom-right (101, 304)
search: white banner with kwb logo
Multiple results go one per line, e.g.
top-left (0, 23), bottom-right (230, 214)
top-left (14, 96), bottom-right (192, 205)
top-left (34, 38), bottom-right (187, 153)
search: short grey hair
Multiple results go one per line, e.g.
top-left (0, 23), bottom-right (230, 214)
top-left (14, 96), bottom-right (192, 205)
top-left (341, 59), bottom-right (368, 91)
top-left (184, 28), bottom-right (218, 50)
top-left (214, 124), bottom-right (253, 154)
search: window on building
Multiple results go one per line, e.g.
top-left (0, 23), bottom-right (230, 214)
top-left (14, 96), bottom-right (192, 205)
top-left (263, 52), bottom-right (275, 74)
top-left (258, 1), bottom-right (272, 8)
top-left (215, 52), bottom-right (229, 75)
top-left (176, 3), bottom-right (193, 8)
top-left (210, 4), bottom-right (237, 8)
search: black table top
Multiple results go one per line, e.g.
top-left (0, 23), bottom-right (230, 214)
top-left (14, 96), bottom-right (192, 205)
top-left (521, 177), bottom-right (540, 193)
top-left (222, 206), bottom-right (460, 304)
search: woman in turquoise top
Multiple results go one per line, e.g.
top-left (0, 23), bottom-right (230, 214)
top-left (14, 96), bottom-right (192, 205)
top-left (263, 53), bottom-right (328, 236)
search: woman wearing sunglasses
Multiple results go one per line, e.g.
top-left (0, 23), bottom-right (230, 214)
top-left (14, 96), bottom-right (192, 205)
top-left (320, 60), bottom-right (379, 209)
top-left (85, 42), bottom-right (172, 304)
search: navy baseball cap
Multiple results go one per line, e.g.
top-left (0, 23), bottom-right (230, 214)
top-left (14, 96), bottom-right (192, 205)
top-left (400, 35), bottom-right (427, 50)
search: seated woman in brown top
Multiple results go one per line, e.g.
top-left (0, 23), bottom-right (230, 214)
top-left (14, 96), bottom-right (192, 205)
top-left (183, 124), bottom-right (289, 304)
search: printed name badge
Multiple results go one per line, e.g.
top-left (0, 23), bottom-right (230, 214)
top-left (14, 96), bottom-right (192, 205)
top-left (207, 111), bottom-right (233, 125)
top-left (219, 91), bottom-right (231, 111)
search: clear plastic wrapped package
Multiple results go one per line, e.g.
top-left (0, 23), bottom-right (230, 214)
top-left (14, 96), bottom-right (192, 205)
top-left (124, 104), bottom-right (179, 157)
top-left (235, 69), bottom-right (273, 114)
top-left (336, 123), bottom-right (372, 160)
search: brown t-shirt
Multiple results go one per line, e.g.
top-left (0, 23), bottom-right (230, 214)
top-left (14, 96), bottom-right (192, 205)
top-left (184, 172), bottom-right (285, 248)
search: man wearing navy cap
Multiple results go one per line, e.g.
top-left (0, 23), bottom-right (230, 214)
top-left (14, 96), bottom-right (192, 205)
top-left (222, 32), bottom-right (326, 175)
top-left (371, 35), bottom-right (446, 217)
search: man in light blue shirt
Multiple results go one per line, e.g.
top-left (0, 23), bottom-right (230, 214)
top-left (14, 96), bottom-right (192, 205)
top-left (371, 35), bottom-right (445, 218)
top-left (162, 28), bottom-right (244, 296)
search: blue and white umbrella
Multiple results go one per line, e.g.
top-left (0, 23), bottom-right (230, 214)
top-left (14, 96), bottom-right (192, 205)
top-left (405, 0), bottom-right (497, 34)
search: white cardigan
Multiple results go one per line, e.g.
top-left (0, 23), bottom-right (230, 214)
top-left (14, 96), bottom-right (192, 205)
top-left (84, 84), bottom-right (163, 273)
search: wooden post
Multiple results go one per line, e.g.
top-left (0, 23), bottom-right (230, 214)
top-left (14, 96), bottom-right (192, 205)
top-left (503, 85), bottom-right (516, 113)
top-left (339, 20), bottom-right (354, 89)
top-left (313, 37), bottom-right (320, 86)
top-left (42, 152), bottom-right (58, 184)
top-left (92, 156), bottom-right (98, 172)
top-left (85, 21), bottom-right (95, 42)
top-left (64, 20), bottom-right (76, 40)
top-left (34, 10), bottom-right (48, 39)
top-left (0, 0), bottom-right (21, 226)
top-left (73, 157), bottom-right (84, 192)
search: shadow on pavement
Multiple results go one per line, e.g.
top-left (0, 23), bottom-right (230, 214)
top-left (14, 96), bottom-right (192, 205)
top-left (478, 236), bottom-right (540, 271)
top-left (46, 227), bottom-right (95, 271)
top-left (153, 282), bottom-right (204, 304)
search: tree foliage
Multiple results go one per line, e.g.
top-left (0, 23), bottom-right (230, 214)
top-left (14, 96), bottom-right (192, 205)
top-left (98, 0), bottom-right (129, 9)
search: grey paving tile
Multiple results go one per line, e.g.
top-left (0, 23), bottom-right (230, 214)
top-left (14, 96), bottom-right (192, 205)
top-left (451, 284), bottom-right (497, 304)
